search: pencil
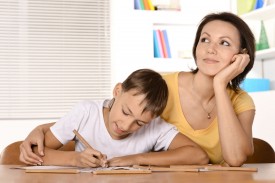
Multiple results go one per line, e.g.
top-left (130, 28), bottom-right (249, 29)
top-left (73, 129), bottom-right (94, 150)
top-left (25, 169), bottom-right (80, 174)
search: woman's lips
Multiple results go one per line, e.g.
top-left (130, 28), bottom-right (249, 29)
top-left (204, 58), bottom-right (218, 64)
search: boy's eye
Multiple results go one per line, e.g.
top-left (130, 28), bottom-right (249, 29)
top-left (122, 109), bottom-right (129, 116)
top-left (221, 40), bottom-right (230, 46)
top-left (136, 120), bottom-right (145, 127)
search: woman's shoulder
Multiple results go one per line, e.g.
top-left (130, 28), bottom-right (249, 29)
top-left (162, 71), bottom-right (192, 82)
top-left (227, 89), bottom-right (255, 112)
top-left (227, 88), bottom-right (252, 100)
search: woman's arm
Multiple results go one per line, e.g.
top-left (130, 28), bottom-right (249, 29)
top-left (19, 122), bottom-right (55, 165)
top-left (108, 133), bottom-right (209, 167)
top-left (213, 53), bottom-right (255, 166)
top-left (31, 130), bottom-right (107, 167)
top-left (214, 85), bottom-right (254, 166)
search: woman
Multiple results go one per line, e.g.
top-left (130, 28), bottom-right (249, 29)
top-left (161, 12), bottom-right (255, 166)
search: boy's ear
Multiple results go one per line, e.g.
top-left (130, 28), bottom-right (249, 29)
top-left (113, 83), bottom-right (122, 97)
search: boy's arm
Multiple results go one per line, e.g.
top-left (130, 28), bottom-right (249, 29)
top-left (19, 122), bottom-right (55, 165)
top-left (108, 133), bottom-right (209, 167)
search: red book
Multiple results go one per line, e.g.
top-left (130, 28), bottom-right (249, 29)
top-left (158, 29), bottom-right (168, 58)
top-left (156, 30), bottom-right (164, 58)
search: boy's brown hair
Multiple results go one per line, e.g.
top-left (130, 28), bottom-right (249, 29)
top-left (122, 69), bottom-right (168, 117)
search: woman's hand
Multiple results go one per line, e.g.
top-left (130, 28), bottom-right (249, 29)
top-left (19, 122), bottom-right (54, 165)
top-left (19, 126), bottom-right (46, 165)
top-left (214, 52), bottom-right (250, 89)
top-left (73, 148), bottom-right (108, 168)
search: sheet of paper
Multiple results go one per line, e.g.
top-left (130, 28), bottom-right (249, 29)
top-left (12, 166), bottom-right (77, 170)
top-left (12, 165), bottom-right (141, 173)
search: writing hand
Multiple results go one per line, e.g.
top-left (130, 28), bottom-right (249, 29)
top-left (74, 148), bottom-right (107, 167)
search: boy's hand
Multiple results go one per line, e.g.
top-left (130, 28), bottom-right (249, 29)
top-left (19, 127), bottom-right (45, 165)
top-left (73, 148), bottom-right (108, 168)
top-left (108, 155), bottom-right (137, 167)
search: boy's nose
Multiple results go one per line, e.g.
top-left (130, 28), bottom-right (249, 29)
top-left (120, 120), bottom-right (132, 132)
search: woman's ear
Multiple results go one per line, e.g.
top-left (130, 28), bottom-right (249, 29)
top-left (113, 83), bottom-right (122, 97)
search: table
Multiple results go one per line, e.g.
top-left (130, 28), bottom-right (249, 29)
top-left (1, 164), bottom-right (275, 183)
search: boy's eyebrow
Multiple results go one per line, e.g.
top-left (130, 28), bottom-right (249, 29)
top-left (126, 105), bottom-right (148, 124)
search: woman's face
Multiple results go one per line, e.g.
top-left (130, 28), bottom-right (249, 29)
top-left (195, 20), bottom-right (241, 76)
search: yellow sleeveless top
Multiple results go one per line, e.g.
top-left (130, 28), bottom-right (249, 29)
top-left (161, 72), bottom-right (255, 164)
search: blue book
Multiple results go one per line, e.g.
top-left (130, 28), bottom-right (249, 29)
top-left (134, 0), bottom-right (141, 10)
top-left (153, 30), bottom-right (161, 58)
top-left (162, 30), bottom-right (171, 58)
top-left (254, 0), bottom-right (264, 10)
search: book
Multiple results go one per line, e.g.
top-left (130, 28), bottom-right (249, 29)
top-left (162, 30), bottom-right (171, 58)
top-left (143, 0), bottom-right (150, 10)
top-left (134, 0), bottom-right (142, 10)
top-left (155, 29), bottom-right (164, 58)
top-left (147, 0), bottom-right (155, 10)
top-left (153, 30), bottom-right (161, 58)
top-left (158, 29), bottom-right (168, 58)
top-left (139, 0), bottom-right (145, 10)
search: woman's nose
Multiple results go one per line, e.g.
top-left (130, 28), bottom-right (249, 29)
top-left (207, 44), bottom-right (217, 54)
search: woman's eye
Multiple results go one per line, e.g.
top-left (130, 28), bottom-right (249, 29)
top-left (221, 40), bottom-right (230, 46)
top-left (201, 38), bottom-right (209, 43)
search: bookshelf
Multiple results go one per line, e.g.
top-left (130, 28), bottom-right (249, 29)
top-left (110, 0), bottom-right (232, 83)
top-left (241, 4), bottom-right (275, 62)
top-left (240, 4), bottom-right (275, 89)
top-left (240, 4), bottom-right (275, 20)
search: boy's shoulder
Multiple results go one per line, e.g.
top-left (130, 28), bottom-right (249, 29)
top-left (147, 117), bottom-right (178, 131)
top-left (74, 100), bottom-right (105, 111)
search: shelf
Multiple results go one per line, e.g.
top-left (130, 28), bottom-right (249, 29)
top-left (142, 58), bottom-right (196, 73)
top-left (256, 47), bottom-right (275, 60)
top-left (241, 4), bottom-right (275, 20)
top-left (133, 9), bottom-right (197, 25)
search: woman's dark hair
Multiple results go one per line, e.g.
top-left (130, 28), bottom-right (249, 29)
top-left (192, 12), bottom-right (255, 91)
top-left (121, 69), bottom-right (168, 117)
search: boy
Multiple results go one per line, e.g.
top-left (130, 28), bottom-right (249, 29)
top-left (20, 69), bottom-right (208, 167)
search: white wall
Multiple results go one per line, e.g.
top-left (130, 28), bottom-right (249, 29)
top-left (1, 0), bottom-right (275, 155)
top-left (249, 91), bottom-right (275, 149)
top-left (0, 119), bottom-right (57, 154)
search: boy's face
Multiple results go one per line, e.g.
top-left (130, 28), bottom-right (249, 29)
top-left (106, 83), bottom-right (154, 140)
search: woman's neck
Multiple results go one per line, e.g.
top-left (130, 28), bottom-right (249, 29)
top-left (192, 73), bottom-right (215, 102)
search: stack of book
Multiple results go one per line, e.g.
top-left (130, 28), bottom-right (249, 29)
top-left (134, 0), bottom-right (181, 11)
top-left (153, 29), bottom-right (171, 58)
top-left (134, 0), bottom-right (155, 10)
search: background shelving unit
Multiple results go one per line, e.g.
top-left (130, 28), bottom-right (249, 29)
top-left (111, 0), bottom-right (232, 83)
top-left (240, 4), bottom-right (275, 149)
top-left (241, 4), bottom-right (275, 62)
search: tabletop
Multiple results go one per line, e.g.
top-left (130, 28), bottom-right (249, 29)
top-left (1, 163), bottom-right (275, 183)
